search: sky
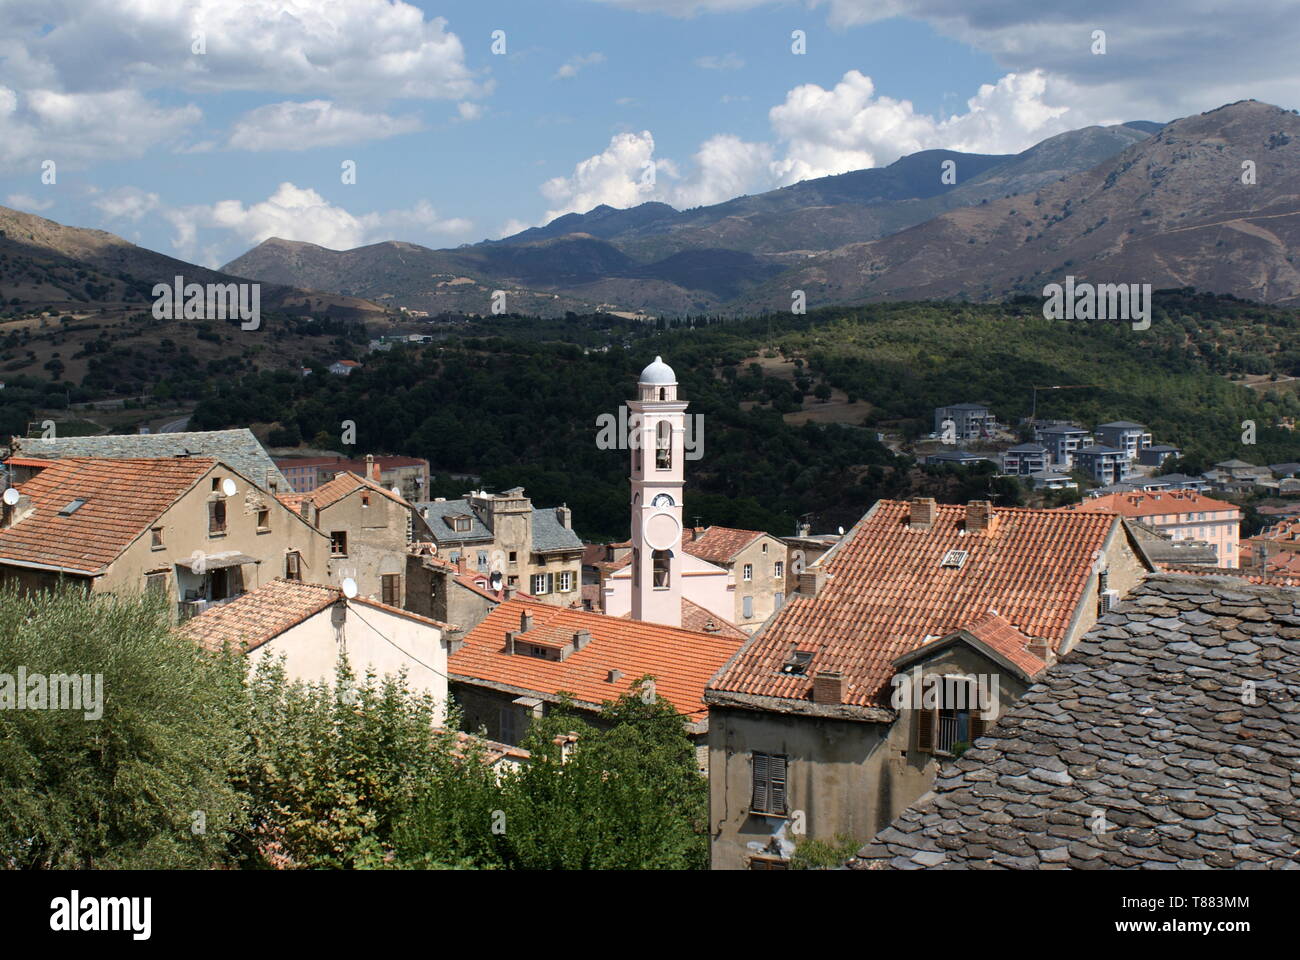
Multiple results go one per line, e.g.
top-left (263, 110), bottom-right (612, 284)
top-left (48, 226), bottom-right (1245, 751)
top-left (1, 0), bottom-right (1297, 268)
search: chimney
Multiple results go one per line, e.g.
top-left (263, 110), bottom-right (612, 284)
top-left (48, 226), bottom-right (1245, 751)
top-left (798, 567), bottom-right (825, 597)
top-left (556, 504), bottom-right (571, 529)
top-left (606, 668), bottom-right (623, 684)
top-left (504, 584), bottom-right (518, 601)
top-left (365, 453), bottom-right (379, 482)
top-left (1, 493), bottom-right (35, 528)
top-left (966, 500), bottom-right (993, 534)
top-left (572, 629), bottom-right (591, 651)
top-left (520, 610), bottom-right (533, 634)
top-left (456, 555), bottom-right (468, 576)
top-left (797, 521), bottom-right (811, 537)
top-left (1027, 637), bottom-right (1054, 665)
top-left (910, 497), bottom-right (936, 529)
top-left (812, 671), bottom-right (843, 705)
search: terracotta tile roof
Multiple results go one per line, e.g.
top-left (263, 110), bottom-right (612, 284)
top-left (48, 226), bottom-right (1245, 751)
top-left (953, 611), bottom-right (1047, 677)
top-left (450, 598), bottom-right (747, 722)
top-left (180, 577), bottom-right (454, 653)
top-left (681, 598), bottom-right (748, 639)
top-left (856, 574), bottom-right (1300, 869)
top-left (707, 500), bottom-right (1120, 708)
top-left (1065, 490), bottom-right (1238, 518)
top-left (309, 471), bottom-right (411, 511)
top-left (0, 456), bottom-right (213, 574)
top-left (180, 578), bottom-right (340, 652)
top-left (683, 525), bottom-right (765, 564)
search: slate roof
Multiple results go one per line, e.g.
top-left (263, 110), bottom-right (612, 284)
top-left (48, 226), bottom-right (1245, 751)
top-left (683, 525), bottom-right (765, 564)
top-left (1004, 443), bottom-right (1048, 454)
top-left (450, 598), bottom-right (747, 724)
top-left (12, 429), bottom-right (288, 492)
top-left (412, 498), bottom-right (581, 552)
top-left (0, 456), bottom-right (213, 573)
top-left (854, 573), bottom-right (1300, 870)
top-left (706, 500), bottom-right (1122, 710)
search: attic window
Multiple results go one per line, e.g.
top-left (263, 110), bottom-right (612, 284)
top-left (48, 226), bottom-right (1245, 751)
top-left (940, 549), bottom-right (968, 569)
top-left (58, 498), bottom-right (87, 516)
top-left (780, 650), bottom-right (814, 676)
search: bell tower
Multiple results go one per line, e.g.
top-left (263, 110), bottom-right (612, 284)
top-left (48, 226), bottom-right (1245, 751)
top-left (629, 356), bottom-right (686, 627)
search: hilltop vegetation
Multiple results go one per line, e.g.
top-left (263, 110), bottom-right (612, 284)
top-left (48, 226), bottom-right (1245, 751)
top-left (187, 292), bottom-right (1300, 539)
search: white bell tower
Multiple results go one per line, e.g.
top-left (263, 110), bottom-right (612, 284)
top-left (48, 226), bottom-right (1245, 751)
top-left (629, 356), bottom-right (686, 627)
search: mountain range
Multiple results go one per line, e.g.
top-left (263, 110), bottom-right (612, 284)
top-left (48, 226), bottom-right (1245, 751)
top-left (3, 100), bottom-right (1298, 325)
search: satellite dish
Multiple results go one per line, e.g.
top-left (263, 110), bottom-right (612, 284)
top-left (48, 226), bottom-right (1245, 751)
top-left (2, 487), bottom-right (19, 506)
top-left (341, 577), bottom-right (358, 599)
top-left (838, 526), bottom-right (845, 536)
top-left (390, 486), bottom-right (401, 497)
top-left (221, 477), bottom-right (238, 497)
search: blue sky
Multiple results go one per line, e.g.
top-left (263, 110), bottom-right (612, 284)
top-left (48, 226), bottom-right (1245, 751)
top-left (1, 1), bottom-right (1296, 267)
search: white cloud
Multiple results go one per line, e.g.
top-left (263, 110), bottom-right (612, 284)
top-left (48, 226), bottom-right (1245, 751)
top-left (0, 86), bottom-right (201, 167)
top-left (457, 101), bottom-right (483, 121)
top-left (554, 53), bottom-right (606, 80)
top-left (165, 182), bottom-right (472, 258)
top-left (0, 0), bottom-right (485, 101)
top-left (92, 186), bottom-right (161, 221)
top-left (227, 100), bottom-right (423, 151)
top-left (5, 192), bottom-right (53, 212)
top-left (769, 69), bottom-right (1074, 183)
top-left (695, 52), bottom-right (745, 71)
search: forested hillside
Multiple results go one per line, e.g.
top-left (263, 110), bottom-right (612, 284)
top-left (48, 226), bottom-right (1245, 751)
top-left (188, 292), bottom-right (1300, 539)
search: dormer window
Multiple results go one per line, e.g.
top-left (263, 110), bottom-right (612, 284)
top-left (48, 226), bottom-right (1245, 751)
top-left (781, 650), bottom-right (814, 676)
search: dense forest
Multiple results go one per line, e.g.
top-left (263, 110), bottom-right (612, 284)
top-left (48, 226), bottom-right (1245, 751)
top-left (184, 292), bottom-right (1300, 541)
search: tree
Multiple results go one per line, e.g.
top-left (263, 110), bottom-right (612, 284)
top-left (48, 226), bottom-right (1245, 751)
top-left (0, 587), bottom-right (247, 868)
top-left (234, 656), bottom-right (444, 869)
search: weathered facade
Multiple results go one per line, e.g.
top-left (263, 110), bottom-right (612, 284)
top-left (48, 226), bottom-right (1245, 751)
top-left (704, 498), bottom-right (1153, 869)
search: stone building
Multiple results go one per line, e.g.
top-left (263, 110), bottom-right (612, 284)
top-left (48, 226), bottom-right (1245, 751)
top-left (703, 497), bottom-right (1154, 869)
top-left (0, 456), bottom-right (330, 618)
top-left (413, 488), bottom-right (583, 608)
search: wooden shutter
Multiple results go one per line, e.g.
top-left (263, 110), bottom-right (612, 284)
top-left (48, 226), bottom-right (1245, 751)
top-left (917, 707), bottom-right (936, 753)
top-left (751, 753), bottom-right (769, 813)
top-left (970, 713), bottom-right (990, 742)
top-left (769, 755), bottom-right (787, 815)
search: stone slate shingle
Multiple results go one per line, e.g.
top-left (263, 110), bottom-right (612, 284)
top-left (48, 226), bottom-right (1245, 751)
top-left (854, 573), bottom-right (1300, 870)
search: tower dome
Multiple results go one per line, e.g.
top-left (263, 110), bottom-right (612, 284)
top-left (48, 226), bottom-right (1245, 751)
top-left (638, 356), bottom-right (676, 385)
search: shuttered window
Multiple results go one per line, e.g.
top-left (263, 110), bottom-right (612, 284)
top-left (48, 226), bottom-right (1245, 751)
top-left (751, 752), bottom-right (788, 815)
top-left (382, 574), bottom-right (400, 606)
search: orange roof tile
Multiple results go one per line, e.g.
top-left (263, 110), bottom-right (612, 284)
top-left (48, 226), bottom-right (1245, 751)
top-left (180, 577), bottom-right (454, 652)
top-left (0, 456), bottom-right (214, 574)
top-left (180, 578), bottom-right (340, 652)
top-left (619, 598), bottom-right (748, 639)
top-left (683, 525), bottom-right (765, 564)
top-left (707, 500), bottom-right (1119, 708)
top-left (450, 598), bottom-right (746, 722)
top-left (1067, 490), bottom-right (1238, 518)
top-left (309, 471), bottom-right (411, 511)
top-left (954, 611), bottom-right (1047, 677)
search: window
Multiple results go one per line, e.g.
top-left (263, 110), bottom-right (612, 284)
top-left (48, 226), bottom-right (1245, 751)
top-left (761, 542), bottom-right (768, 553)
top-left (145, 572), bottom-right (167, 596)
top-left (774, 591), bottom-right (784, 610)
top-left (652, 549), bottom-right (671, 588)
top-left (532, 573), bottom-right (550, 595)
top-left (655, 420), bottom-right (672, 470)
top-left (454, 516), bottom-right (471, 532)
top-left (774, 560), bottom-right (784, 579)
top-left (940, 549), bottom-right (968, 569)
top-left (208, 500), bottom-right (226, 535)
top-left (330, 531), bottom-right (348, 557)
top-left (508, 551), bottom-right (517, 563)
top-left (743, 596), bottom-right (754, 619)
top-left (361, 492), bottom-right (370, 507)
top-left (750, 752), bottom-right (787, 815)
top-left (780, 649), bottom-right (812, 675)
top-left (381, 574), bottom-right (400, 606)
top-left (285, 551), bottom-right (302, 581)
top-left (916, 676), bottom-right (988, 755)
top-left (742, 563), bottom-right (753, 581)
top-left (150, 526), bottom-right (163, 549)
top-left (256, 508), bottom-right (270, 531)
top-left (499, 706), bottom-right (518, 743)
top-left (477, 550), bottom-right (489, 572)
top-left (211, 477), bottom-right (221, 492)
top-left (558, 570), bottom-right (573, 592)
top-left (57, 498), bottom-right (87, 517)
